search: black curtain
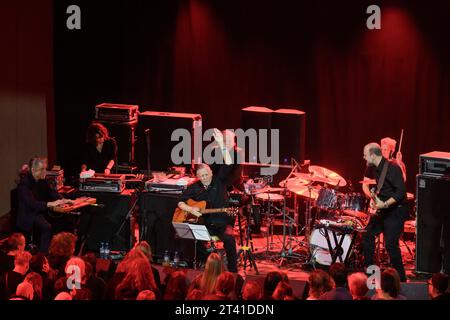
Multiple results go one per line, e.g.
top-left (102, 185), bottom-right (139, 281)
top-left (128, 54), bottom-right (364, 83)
top-left (55, 0), bottom-right (450, 191)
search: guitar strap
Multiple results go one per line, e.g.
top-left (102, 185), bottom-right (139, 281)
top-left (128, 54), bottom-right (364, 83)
top-left (376, 160), bottom-right (390, 194)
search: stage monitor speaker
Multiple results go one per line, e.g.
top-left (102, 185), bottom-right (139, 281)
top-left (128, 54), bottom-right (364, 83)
top-left (135, 111), bottom-right (202, 172)
top-left (76, 190), bottom-right (136, 252)
top-left (97, 120), bottom-right (137, 166)
top-left (416, 174), bottom-right (450, 274)
top-left (271, 109), bottom-right (306, 165)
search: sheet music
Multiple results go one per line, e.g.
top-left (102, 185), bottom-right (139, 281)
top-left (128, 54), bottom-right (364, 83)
top-left (189, 224), bottom-right (211, 241)
top-left (172, 223), bottom-right (211, 241)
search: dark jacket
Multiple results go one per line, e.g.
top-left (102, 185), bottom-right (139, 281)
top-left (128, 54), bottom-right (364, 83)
top-left (16, 173), bottom-right (61, 231)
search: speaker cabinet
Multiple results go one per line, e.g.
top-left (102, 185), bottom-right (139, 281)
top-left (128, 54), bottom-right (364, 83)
top-left (271, 109), bottom-right (306, 165)
top-left (416, 174), bottom-right (450, 274)
top-left (241, 106), bottom-right (306, 165)
top-left (76, 190), bottom-right (136, 252)
top-left (135, 111), bottom-right (202, 172)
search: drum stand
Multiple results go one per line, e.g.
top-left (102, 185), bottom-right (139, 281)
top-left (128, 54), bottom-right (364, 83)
top-left (237, 198), bottom-right (259, 274)
top-left (278, 187), bottom-right (308, 267)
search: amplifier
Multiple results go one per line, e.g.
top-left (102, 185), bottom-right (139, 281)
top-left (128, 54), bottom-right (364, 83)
top-left (419, 151), bottom-right (450, 176)
top-left (79, 174), bottom-right (126, 193)
top-left (95, 103), bottom-right (139, 122)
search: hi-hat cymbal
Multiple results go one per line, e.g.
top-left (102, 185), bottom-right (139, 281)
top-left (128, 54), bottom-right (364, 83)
top-left (308, 165), bottom-right (347, 187)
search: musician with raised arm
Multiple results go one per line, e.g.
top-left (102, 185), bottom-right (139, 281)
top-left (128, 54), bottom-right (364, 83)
top-left (16, 157), bottom-right (71, 253)
top-left (361, 143), bottom-right (408, 281)
top-left (177, 163), bottom-right (238, 272)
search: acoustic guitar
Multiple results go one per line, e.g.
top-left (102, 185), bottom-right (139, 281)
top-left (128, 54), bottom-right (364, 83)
top-left (172, 199), bottom-right (238, 223)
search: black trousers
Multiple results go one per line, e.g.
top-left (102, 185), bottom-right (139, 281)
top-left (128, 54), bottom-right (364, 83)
top-left (363, 205), bottom-right (409, 281)
top-left (197, 223), bottom-right (238, 273)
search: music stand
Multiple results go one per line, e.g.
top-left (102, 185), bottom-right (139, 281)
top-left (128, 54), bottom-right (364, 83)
top-left (172, 222), bottom-right (211, 269)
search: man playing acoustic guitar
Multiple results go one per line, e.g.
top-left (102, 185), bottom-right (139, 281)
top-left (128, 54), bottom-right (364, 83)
top-left (177, 163), bottom-right (238, 272)
top-left (361, 143), bottom-right (408, 281)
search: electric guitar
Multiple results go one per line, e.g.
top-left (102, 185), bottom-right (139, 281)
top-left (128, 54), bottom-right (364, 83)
top-left (172, 199), bottom-right (239, 224)
top-left (368, 188), bottom-right (384, 217)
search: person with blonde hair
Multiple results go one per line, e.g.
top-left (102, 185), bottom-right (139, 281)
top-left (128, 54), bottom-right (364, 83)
top-left (24, 272), bottom-right (43, 300)
top-left (115, 258), bottom-right (159, 300)
top-left (189, 253), bottom-right (225, 296)
top-left (10, 281), bottom-right (34, 300)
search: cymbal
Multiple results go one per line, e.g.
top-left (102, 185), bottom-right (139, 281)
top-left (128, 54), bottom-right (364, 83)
top-left (308, 165), bottom-right (347, 187)
top-left (292, 172), bottom-right (331, 184)
top-left (359, 179), bottom-right (376, 185)
top-left (285, 179), bottom-right (320, 200)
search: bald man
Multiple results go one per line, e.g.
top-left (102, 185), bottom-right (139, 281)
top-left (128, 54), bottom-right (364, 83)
top-left (362, 143), bottom-right (408, 281)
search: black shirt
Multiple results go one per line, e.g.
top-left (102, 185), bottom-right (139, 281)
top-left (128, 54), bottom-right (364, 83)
top-left (364, 157), bottom-right (407, 205)
top-left (180, 175), bottom-right (231, 227)
top-left (16, 173), bottom-right (62, 232)
top-left (82, 139), bottom-right (117, 173)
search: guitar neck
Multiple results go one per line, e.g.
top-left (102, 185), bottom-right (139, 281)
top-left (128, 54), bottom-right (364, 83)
top-left (202, 208), bottom-right (228, 214)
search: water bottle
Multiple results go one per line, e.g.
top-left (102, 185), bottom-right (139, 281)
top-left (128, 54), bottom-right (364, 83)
top-left (104, 242), bottom-right (110, 260)
top-left (99, 242), bottom-right (105, 259)
top-left (173, 251), bottom-right (179, 268)
top-left (163, 250), bottom-right (170, 266)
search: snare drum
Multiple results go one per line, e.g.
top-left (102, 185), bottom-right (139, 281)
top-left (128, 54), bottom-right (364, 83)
top-left (255, 193), bottom-right (284, 216)
top-left (316, 188), bottom-right (343, 211)
top-left (342, 193), bottom-right (369, 219)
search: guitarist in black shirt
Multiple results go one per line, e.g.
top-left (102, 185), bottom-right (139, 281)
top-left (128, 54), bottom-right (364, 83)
top-left (362, 143), bottom-right (408, 281)
top-left (177, 163), bottom-right (238, 272)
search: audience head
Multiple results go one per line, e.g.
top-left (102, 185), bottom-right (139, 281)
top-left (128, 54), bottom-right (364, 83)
top-left (115, 258), bottom-right (157, 299)
top-left (215, 272), bottom-right (235, 298)
top-left (272, 281), bottom-right (294, 300)
top-left (200, 253), bottom-right (224, 295)
top-left (242, 280), bottom-right (262, 300)
top-left (186, 289), bottom-right (204, 300)
top-left (163, 271), bottom-right (188, 300)
top-left (308, 269), bottom-right (335, 299)
top-left (14, 250), bottom-right (32, 274)
top-left (380, 268), bottom-right (401, 299)
top-left (429, 273), bottom-right (449, 299)
top-left (6, 233), bottom-right (26, 252)
top-left (329, 263), bottom-right (348, 287)
top-left (30, 252), bottom-right (50, 274)
top-left (54, 292), bottom-right (72, 300)
top-left (136, 290), bottom-right (156, 300)
top-left (15, 281), bottom-right (34, 300)
top-left (348, 272), bottom-right (369, 299)
top-left (263, 271), bottom-right (284, 299)
top-left (134, 241), bottom-right (153, 262)
top-left (49, 232), bottom-right (77, 258)
top-left (24, 272), bottom-right (43, 300)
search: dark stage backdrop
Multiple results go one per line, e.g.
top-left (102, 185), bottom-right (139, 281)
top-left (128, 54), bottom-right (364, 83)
top-left (54, 0), bottom-right (450, 191)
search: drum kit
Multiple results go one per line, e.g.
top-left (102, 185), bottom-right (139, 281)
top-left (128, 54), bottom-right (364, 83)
top-left (242, 162), bottom-right (373, 267)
